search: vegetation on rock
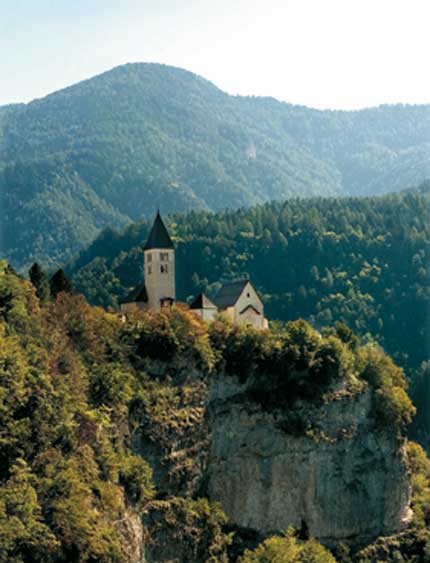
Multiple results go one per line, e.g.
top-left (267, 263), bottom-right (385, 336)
top-left (0, 262), bottom-right (231, 561)
top-left (0, 260), bottom-right (424, 561)
top-left (350, 442), bottom-right (430, 563)
top-left (207, 318), bottom-right (414, 433)
top-left (240, 529), bottom-right (336, 563)
top-left (143, 497), bottom-right (232, 563)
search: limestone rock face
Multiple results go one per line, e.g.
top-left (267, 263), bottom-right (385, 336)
top-left (208, 377), bottom-right (412, 545)
top-left (115, 509), bottom-right (146, 563)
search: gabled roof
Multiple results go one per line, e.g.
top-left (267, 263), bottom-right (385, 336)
top-left (213, 280), bottom-right (249, 309)
top-left (190, 293), bottom-right (218, 310)
top-left (119, 283), bottom-right (148, 304)
top-left (144, 211), bottom-right (174, 251)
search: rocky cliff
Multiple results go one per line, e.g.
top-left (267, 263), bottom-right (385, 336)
top-left (122, 314), bottom-right (415, 560)
top-left (0, 265), bottom-right (421, 562)
top-left (131, 369), bottom-right (412, 560)
top-left (207, 376), bottom-right (412, 546)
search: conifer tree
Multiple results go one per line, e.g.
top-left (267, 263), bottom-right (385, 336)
top-left (29, 262), bottom-right (50, 302)
top-left (49, 269), bottom-right (72, 297)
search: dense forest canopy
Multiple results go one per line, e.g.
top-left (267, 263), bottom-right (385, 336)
top-left (2, 62), bottom-right (430, 269)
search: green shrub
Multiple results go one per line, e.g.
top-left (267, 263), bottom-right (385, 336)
top-left (143, 497), bottom-right (231, 563)
top-left (124, 306), bottom-right (215, 372)
top-left (209, 318), bottom-right (266, 383)
top-left (407, 442), bottom-right (430, 529)
top-left (361, 344), bottom-right (415, 430)
top-left (119, 454), bottom-right (155, 507)
top-left (240, 528), bottom-right (336, 563)
top-left (0, 459), bottom-right (59, 562)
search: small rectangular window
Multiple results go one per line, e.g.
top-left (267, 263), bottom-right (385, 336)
top-left (148, 265), bottom-right (152, 275)
top-left (147, 254), bottom-right (152, 262)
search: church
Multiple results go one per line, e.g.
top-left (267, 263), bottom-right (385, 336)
top-left (120, 211), bottom-right (268, 329)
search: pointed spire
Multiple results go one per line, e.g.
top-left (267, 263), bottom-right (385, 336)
top-left (143, 211), bottom-right (174, 250)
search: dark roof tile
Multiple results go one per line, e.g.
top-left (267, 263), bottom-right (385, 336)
top-left (213, 280), bottom-right (249, 308)
top-left (119, 283), bottom-right (148, 304)
top-left (190, 293), bottom-right (217, 310)
top-left (144, 211), bottom-right (174, 250)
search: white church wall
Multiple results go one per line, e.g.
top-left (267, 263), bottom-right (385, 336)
top-left (232, 283), bottom-right (263, 318)
top-left (192, 308), bottom-right (218, 322)
top-left (237, 305), bottom-right (265, 329)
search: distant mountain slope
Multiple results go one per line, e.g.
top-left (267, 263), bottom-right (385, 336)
top-left (1, 62), bottom-right (430, 268)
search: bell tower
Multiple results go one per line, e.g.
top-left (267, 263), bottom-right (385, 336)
top-left (143, 211), bottom-right (176, 310)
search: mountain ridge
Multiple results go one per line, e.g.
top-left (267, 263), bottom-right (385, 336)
top-left (2, 62), bottom-right (430, 269)
top-left (10, 62), bottom-right (430, 114)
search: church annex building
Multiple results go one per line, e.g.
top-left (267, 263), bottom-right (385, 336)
top-left (120, 211), bottom-right (268, 330)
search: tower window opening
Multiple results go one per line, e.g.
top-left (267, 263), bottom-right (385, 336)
top-left (147, 254), bottom-right (152, 262)
top-left (160, 264), bottom-right (169, 274)
top-left (148, 265), bottom-right (152, 275)
top-left (160, 252), bottom-right (169, 261)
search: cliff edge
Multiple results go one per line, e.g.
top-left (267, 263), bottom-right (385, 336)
top-left (208, 376), bottom-right (412, 545)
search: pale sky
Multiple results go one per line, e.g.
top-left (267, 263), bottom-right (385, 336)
top-left (0, 0), bottom-right (429, 109)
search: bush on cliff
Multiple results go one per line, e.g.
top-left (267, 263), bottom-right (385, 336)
top-left (407, 442), bottom-right (430, 531)
top-left (123, 304), bottom-right (215, 373)
top-left (208, 318), bottom-right (351, 404)
top-left (361, 344), bottom-right (415, 430)
top-left (142, 497), bottom-right (232, 563)
top-left (240, 528), bottom-right (336, 563)
top-left (209, 317), bottom-right (412, 433)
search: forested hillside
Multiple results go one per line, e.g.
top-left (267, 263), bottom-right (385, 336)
top-left (1, 260), bottom-right (429, 562)
top-left (2, 62), bottom-right (430, 269)
top-left (68, 187), bottom-right (430, 444)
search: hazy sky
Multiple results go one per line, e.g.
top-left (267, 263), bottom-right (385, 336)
top-left (1, 0), bottom-right (428, 109)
